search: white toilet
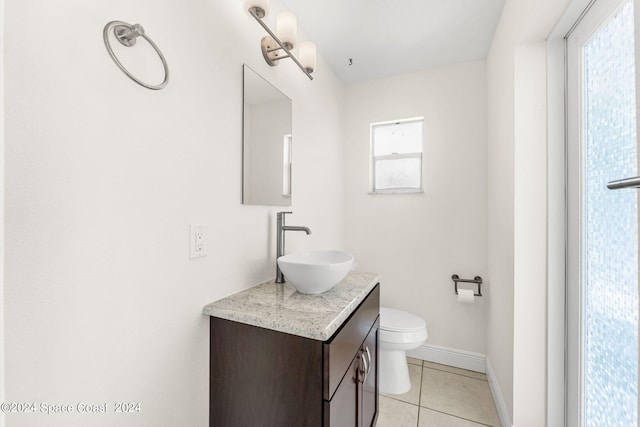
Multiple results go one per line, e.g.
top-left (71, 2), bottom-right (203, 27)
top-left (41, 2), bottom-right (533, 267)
top-left (379, 307), bottom-right (428, 394)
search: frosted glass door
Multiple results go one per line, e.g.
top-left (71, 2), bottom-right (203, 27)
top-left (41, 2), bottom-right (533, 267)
top-left (567, 0), bottom-right (639, 425)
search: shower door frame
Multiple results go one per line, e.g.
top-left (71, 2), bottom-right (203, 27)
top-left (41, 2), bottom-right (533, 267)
top-left (565, 0), bottom-right (640, 425)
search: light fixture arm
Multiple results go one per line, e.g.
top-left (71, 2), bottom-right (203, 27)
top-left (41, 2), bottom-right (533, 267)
top-left (248, 8), bottom-right (314, 80)
top-left (264, 45), bottom-right (291, 59)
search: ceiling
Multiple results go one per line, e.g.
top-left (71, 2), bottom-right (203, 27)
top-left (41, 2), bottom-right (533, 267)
top-left (281, 0), bottom-right (507, 84)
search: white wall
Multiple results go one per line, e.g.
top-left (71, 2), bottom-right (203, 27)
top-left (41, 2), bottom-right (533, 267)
top-left (486, 0), bottom-right (572, 425)
top-left (2, 0), bottom-right (344, 425)
top-left (0, 0), bottom-right (5, 423)
top-left (486, 8), bottom-right (516, 419)
top-left (513, 41), bottom-right (549, 425)
top-left (343, 61), bottom-right (488, 354)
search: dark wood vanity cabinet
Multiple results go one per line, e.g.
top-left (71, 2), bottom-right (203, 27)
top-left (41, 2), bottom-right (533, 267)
top-left (324, 318), bottom-right (379, 427)
top-left (209, 284), bottom-right (380, 427)
top-left (360, 322), bottom-right (379, 426)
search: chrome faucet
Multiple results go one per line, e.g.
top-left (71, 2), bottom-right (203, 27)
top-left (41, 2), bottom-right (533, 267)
top-left (276, 211), bottom-right (311, 283)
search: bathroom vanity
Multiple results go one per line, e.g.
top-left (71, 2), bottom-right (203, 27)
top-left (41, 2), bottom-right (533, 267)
top-left (203, 271), bottom-right (380, 427)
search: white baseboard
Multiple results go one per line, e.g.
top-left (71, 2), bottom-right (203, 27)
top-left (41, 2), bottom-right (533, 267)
top-left (485, 356), bottom-right (513, 427)
top-left (406, 343), bottom-right (486, 373)
top-left (406, 344), bottom-right (513, 427)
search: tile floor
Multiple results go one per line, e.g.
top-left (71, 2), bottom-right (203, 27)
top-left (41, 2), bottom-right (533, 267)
top-left (377, 358), bottom-right (500, 427)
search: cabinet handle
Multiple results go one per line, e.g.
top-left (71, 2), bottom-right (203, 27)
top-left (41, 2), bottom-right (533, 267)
top-left (358, 349), bottom-right (369, 384)
top-left (364, 346), bottom-right (372, 377)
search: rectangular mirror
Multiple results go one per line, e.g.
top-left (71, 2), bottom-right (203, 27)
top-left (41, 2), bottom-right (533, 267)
top-left (242, 64), bottom-right (293, 206)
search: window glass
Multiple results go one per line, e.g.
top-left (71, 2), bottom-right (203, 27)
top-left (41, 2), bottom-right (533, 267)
top-left (581, 2), bottom-right (638, 424)
top-left (372, 121), bottom-right (423, 156)
top-left (371, 118), bottom-right (423, 193)
top-left (374, 158), bottom-right (421, 190)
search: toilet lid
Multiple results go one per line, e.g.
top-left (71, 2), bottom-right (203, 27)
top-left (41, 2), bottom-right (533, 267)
top-left (380, 307), bottom-right (426, 333)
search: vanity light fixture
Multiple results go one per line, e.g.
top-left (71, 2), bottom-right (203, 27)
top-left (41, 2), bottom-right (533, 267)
top-left (245, 0), bottom-right (316, 80)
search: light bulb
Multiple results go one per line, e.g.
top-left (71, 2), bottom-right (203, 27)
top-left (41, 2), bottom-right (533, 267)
top-left (276, 11), bottom-right (297, 50)
top-left (299, 41), bottom-right (317, 73)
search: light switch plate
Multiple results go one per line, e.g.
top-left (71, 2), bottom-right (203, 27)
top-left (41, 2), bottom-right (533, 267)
top-left (190, 224), bottom-right (207, 259)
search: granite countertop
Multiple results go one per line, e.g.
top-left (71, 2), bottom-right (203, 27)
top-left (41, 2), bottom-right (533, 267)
top-left (202, 271), bottom-right (380, 341)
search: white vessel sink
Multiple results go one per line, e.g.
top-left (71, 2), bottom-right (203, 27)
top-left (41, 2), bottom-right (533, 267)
top-left (277, 250), bottom-right (354, 294)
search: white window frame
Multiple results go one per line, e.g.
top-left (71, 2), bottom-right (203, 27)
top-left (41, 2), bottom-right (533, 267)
top-left (369, 117), bottom-right (424, 194)
top-left (282, 134), bottom-right (292, 197)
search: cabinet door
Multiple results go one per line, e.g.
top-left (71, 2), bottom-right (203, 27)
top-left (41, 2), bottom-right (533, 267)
top-left (324, 356), bottom-right (358, 427)
top-left (360, 319), bottom-right (379, 427)
top-left (323, 284), bottom-right (380, 401)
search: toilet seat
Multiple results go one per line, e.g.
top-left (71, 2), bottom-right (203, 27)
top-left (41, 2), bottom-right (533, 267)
top-left (379, 307), bottom-right (428, 344)
top-left (380, 307), bottom-right (426, 332)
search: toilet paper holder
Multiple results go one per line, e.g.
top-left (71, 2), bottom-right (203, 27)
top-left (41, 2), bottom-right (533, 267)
top-left (451, 274), bottom-right (483, 297)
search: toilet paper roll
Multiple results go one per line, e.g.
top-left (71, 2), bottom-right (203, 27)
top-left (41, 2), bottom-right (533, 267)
top-left (458, 288), bottom-right (475, 304)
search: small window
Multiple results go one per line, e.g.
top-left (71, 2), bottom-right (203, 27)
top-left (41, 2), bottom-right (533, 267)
top-left (370, 118), bottom-right (423, 193)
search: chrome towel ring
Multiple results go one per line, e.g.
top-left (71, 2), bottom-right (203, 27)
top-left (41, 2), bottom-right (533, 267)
top-left (103, 20), bottom-right (169, 90)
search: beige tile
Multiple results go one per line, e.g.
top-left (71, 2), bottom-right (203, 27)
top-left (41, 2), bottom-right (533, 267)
top-left (381, 363), bottom-right (422, 405)
top-left (377, 395), bottom-right (419, 427)
top-left (423, 361), bottom-right (487, 380)
top-left (420, 368), bottom-right (500, 427)
top-left (419, 408), bottom-right (486, 426)
top-left (407, 356), bottom-right (423, 366)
